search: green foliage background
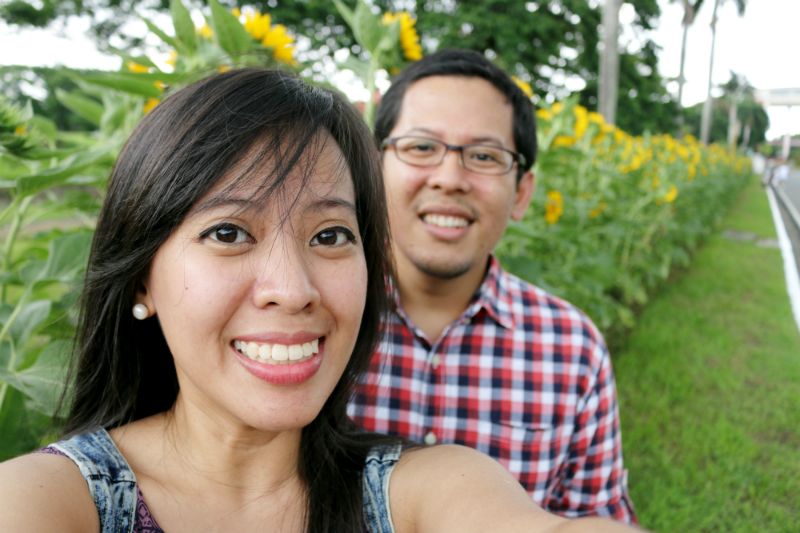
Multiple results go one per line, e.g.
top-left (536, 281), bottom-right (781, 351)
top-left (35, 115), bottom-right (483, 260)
top-left (0, 0), bottom-right (756, 463)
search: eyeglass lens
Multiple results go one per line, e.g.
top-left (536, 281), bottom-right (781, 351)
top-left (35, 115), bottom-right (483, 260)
top-left (393, 137), bottom-right (514, 175)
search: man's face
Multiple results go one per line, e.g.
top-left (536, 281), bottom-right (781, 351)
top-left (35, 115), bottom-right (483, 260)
top-left (383, 75), bottom-right (534, 281)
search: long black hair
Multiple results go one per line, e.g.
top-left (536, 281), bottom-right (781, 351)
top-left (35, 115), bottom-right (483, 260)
top-left (60, 68), bottom-right (401, 532)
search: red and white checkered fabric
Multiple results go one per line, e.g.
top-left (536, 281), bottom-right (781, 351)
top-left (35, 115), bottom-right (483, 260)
top-left (349, 256), bottom-right (637, 523)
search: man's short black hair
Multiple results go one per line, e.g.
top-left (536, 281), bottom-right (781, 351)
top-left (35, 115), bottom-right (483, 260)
top-left (374, 48), bottom-right (536, 181)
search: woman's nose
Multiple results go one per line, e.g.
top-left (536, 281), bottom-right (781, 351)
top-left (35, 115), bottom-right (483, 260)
top-left (250, 239), bottom-right (321, 314)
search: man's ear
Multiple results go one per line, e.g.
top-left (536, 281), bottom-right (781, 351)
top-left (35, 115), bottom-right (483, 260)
top-left (510, 170), bottom-right (535, 221)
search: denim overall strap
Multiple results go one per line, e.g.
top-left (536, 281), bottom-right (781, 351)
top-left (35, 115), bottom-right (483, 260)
top-left (362, 443), bottom-right (403, 533)
top-left (52, 429), bottom-right (138, 533)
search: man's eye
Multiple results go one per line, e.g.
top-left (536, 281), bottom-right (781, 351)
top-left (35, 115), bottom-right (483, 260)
top-left (406, 143), bottom-right (436, 153)
top-left (310, 227), bottom-right (356, 246)
top-left (201, 224), bottom-right (254, 244)
top-left (470, 150), bottom-right (502, 163)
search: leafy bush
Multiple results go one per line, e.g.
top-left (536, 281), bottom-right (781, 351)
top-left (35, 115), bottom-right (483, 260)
top-left (497, 98), bottom-right (753, 334)
top-left (0, 0), bottom-right (754, 457)
top-left (0, 94), bottom-right (115, 460)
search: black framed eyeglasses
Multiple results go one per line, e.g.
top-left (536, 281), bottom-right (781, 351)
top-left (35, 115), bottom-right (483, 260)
top-left (381, 136), bottom-right (526, 176)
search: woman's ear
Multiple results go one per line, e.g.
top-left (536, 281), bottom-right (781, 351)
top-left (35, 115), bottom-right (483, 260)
top-left (133, 281), bottom-right (154, 320)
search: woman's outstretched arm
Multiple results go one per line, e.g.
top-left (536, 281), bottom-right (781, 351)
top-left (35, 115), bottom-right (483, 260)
top-left (390, 445), bottom-right (643, 533)
top-left (0, 453), bottom-right (100, 533)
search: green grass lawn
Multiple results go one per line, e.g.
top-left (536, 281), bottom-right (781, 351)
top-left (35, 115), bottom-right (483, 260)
top-left (614, 178), bottom-right (800, 533)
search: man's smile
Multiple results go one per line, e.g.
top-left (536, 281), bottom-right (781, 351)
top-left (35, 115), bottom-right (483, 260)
top-left (422, 214), bottom-right (470, 228)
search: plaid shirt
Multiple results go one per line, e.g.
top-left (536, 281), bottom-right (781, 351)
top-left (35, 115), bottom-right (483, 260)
top-left (349, 256), bottom-right (637, 523)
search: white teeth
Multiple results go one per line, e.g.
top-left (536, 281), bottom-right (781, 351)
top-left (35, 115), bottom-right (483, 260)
top-left (289, 344), bottom-right (304, 360)
top-left (247, 342), bottom-right (259, 359)
top-left (271, 344), bottom-right (289, 361)
top-left (234, 338), bottom-right (321, 364)
top-left (423, 214), bottom-right (469, 228)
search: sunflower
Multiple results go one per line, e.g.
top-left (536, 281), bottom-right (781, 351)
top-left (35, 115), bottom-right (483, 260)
top-left (242, 11), bottom-right (297, 65)
top-left (545, 190), bottom-right (563, 224)
top-left (262, 24), bottom-right (296, 64)
top-left (382, 12), bottom-right (422, 61)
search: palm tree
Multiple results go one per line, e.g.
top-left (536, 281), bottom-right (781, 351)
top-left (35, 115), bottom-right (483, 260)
top-left (720, 71), bottom-right (752, 149)
top-left (672, 0), bottom-right (705, 136)
top-left (598, 0), bottom-right (621, 125)
top-left (700, 0), bottom-right (746, 145)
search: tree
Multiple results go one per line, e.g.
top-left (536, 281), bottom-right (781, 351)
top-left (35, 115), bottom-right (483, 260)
top-left (413, 0), bottom-right (675, 134)
top-left (683, 74), bottom-right (768, 150)
top-left (671, 0), bottom-right (705, 134)
top-left (718, 71), bottom-right (767, 150)
top-left (3, 0), bottom-right (678, 136)
top-left (699, 0), bottom-right (745, 145)
top-left (598, 0), bottom-right (621, 124)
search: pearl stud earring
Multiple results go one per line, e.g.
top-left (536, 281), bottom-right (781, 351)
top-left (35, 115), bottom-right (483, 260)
top-left (132, 304), bottom-right (149, 320)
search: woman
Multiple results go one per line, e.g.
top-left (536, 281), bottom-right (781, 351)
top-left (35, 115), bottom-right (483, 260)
top-left (0, 69), bottom-right (640, 533)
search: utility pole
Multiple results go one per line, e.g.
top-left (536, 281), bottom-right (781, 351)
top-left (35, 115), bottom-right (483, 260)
top-left (598, 0), bottom-right (621, 125)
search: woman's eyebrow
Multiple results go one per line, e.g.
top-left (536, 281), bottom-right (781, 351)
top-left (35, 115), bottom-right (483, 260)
top-left (187, 197), bottom-right (252, 216)
top-left (305, 197), bottom-right (357, 216)
top-left (187, 196), bottom-right (356, 218)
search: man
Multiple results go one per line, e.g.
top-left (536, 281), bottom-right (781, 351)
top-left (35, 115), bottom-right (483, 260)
top-left (349, 49), bottom-right (637, 523)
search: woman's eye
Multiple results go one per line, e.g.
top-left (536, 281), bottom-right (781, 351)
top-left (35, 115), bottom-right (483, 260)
top-left (201, 224), bottom-right (254, 244)
top-left (310, 227), bottom-right (356, 247)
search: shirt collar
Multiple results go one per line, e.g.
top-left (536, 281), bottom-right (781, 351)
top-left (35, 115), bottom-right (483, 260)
top-left (466, 255), bottom-right (516, 330)
top-left (393, 255), bottom-right (516, 333)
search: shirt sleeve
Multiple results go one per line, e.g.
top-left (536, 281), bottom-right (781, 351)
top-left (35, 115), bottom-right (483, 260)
top-left (543, 331), bottom-right (638, 524)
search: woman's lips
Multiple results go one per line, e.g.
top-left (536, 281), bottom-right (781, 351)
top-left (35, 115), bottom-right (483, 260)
top-left (233, 338), bottom-right (320, 364)
top-left (232, 337), bottom-right (325, 385)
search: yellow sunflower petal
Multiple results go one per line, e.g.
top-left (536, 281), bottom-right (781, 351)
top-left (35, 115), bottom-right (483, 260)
top-left (513, 76), bottom-right (533, 98)
top-left (127, 61), bottom-right (150, 73)
top-left (143, 98), bottom-right (160, 114)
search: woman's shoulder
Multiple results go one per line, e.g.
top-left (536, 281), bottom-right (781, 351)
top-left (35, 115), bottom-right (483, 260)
top-left (0, 450), bottom-right (100, 533)
top-left (392, 443), bottom-right (525, 496)
top-left (394, 442), bottom-right (504, 477)
top-left (389, 445), bottom-right (565, 533)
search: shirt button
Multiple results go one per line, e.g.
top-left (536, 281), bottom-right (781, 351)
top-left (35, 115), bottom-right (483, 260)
top-left (431, 354), bottom-right (441, 369)
top-left (424, 431), bottom-right (437, 445)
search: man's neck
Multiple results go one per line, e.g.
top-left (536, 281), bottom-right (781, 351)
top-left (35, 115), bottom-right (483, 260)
top-left (394, 255), bottom-right (489, 343)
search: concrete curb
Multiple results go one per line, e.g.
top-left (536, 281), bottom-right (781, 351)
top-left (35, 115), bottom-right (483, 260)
top-left (766, 186), bottom-right (800, 336)
top-left (774, 186), bottom-right (800, 231)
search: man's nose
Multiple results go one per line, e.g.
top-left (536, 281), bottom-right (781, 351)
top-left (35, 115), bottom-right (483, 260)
top-left (250, 240), bottom-right (321, 314)
top-left (427, 149), bottom-right (472, 193)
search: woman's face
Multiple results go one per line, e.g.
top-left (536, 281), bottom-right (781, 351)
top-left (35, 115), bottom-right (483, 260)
top-left (139, 135), bottom-right (367, 432)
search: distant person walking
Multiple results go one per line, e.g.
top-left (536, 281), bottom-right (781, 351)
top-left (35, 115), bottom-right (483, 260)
top-left (762, 157), bottom-right (776, 187)
top-left (773, 160), bottom-right (790, 188)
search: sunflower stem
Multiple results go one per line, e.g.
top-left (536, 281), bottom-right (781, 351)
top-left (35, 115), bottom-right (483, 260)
top-left (364, 55), bottom-right (379, 132)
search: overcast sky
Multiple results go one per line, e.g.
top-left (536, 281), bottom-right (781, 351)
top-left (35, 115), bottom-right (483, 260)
top-left (646, 0), bottom-right (800, 140)
top-left (1, 0), bottom-right (798, 139)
